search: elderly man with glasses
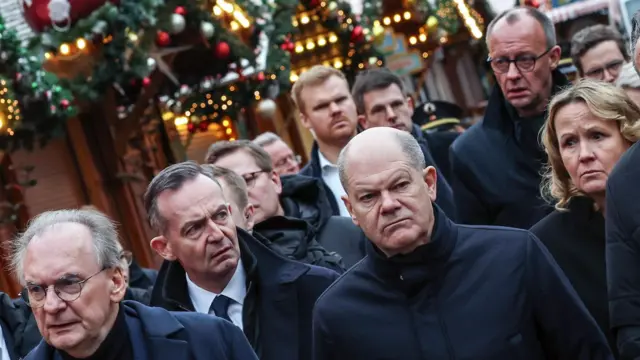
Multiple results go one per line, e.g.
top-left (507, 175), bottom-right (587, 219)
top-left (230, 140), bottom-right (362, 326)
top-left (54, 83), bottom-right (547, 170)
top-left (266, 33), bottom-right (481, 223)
top-left (11, 208), bottom-right (257, 360)
top-left (449, 6), bottom-right (567, 229)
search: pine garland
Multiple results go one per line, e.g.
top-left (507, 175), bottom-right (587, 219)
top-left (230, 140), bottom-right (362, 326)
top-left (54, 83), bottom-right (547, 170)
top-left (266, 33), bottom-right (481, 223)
top-left (0, 15), bottom-right (75, 151)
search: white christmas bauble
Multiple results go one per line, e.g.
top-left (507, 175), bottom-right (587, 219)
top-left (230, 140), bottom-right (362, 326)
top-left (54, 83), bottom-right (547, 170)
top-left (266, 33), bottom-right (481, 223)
top-left (200, 22), bottom-right (215, 39)
top-left (256, 99), bottom-right (277, 119)
top-left (147, 58), bottom-right (157, 71)
top-left (48, 0), bottom-right (71, 23)
top-left (170, 14), bottom-right (186, 34)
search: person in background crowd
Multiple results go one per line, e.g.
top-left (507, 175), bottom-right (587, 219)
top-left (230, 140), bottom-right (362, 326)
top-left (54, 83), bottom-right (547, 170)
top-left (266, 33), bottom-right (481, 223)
top-left (145, 162), bottom-right (339, 360)
top-left (11, 209), bottom-right (256, 360)
top-left (252, 132), bottom-right (301, 176)
top-left (350, 67), bottom-right (457, 220)
top-left (450, 7), bottom-right (566, 228)
top-left (616, 62), bottom-right (640, 107)
top-left (531, 80), bottom-right (640, 356)
top-left (312, 127), bottom-right (612, 360)
top-left (293, 65), bottom-right (359, 217)
top-left (206, 141), bottom-right (366, 268)
top-left (117, 245), bottom-right (152, 304)
top-left (0, 291), bottom-right (37, 360)
top-left (606, 10), bottom-right (640, 359)
top-left (412, 100), bottom-right (465, 184)
top-left (570, 24), bottom-right (629, 84)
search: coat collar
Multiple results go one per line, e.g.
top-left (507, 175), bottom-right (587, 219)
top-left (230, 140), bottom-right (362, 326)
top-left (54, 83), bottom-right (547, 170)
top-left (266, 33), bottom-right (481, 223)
top-left (367, 206), bottom-right (458, 288)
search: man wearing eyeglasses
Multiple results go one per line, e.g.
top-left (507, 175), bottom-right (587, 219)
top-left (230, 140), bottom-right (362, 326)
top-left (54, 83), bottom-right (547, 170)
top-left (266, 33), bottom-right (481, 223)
top-left (252, 132), bottom-right (301, 176)
top-left (450, 6), bottom-right (566, 229)
top-left (571, 25), bottom-right (629, 84)
top-left (206, 141), bottom-right (366, 269)
top-left (12, 209), bottom-right (257, 360)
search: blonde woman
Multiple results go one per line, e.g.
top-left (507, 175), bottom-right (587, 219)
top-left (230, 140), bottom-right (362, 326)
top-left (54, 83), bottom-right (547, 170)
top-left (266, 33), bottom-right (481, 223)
top-left (530, 79), bottom-right (640, 356)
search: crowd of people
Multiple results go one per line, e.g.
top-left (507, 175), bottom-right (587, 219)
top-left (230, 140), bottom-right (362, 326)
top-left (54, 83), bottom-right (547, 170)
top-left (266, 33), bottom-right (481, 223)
top-left (0, 4), bottom-right (640, 360)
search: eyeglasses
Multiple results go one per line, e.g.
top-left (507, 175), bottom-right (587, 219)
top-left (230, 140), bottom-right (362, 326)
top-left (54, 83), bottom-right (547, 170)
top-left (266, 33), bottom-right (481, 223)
top-left (21, 267), bottom-right (108, 308)
top-left (487, 48), bottom-right (553, 74)
top-left (120, 250), bottom-right (133, 267)
top-left (273, 154), bottom-right (301, 169)
top-left (241, 170), bottom-right (267, 188)
top-left (583, 60), bottom-right (625, 80)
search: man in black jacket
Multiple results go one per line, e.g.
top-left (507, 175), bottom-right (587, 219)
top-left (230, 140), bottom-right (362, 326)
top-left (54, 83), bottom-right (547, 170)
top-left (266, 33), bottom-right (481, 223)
top-left (313, 127), bottom-right (612, 360)
top-left (145, 162), bottom-right (339, 360)
top-left (450, 6), bottom-right (564, 228)
top-left (607, 141), bottom-right (640, 359)
top-left (206, 140), bottom-right (366, 268)
top-left (351, 67), bottom-right (456, 219)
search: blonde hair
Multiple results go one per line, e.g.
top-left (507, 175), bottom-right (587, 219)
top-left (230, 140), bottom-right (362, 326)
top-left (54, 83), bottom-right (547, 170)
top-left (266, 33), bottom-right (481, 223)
top-left (541, 79), bottom-right (640, 210)
top-left (291, 65), bottom-right (347, 114)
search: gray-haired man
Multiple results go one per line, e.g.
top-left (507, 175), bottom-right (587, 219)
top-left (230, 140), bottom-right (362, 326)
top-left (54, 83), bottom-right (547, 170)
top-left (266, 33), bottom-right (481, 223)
top-left (252, 132), bottom-right (301, 176)
top-left (12, 209), bottom-right (257, 360)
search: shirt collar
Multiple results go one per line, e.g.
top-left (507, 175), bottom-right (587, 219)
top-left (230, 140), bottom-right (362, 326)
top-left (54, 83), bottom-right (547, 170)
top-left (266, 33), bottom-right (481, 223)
top-left (317, 149), bottom-right (337, 171)
top-left (185, 259), bottom-right (247, 314)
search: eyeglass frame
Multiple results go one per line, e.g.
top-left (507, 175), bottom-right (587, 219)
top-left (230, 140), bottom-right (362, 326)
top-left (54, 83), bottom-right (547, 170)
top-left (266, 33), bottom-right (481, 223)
top-left (582, 59), bottom-right (625, 80)
top-left (21, 267), bottom-right (109, 308)
top-left (487, 47), bottom-right (554, 74)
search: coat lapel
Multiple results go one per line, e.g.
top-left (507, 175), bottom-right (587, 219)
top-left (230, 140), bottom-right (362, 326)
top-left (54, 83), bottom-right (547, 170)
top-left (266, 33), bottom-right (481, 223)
top-left (144, 337), bottom-right (190, 360)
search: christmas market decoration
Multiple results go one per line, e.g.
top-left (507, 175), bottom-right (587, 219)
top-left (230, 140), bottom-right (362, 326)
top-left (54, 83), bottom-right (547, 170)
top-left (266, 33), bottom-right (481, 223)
top-left (0, 14), bottom-right (76, 151)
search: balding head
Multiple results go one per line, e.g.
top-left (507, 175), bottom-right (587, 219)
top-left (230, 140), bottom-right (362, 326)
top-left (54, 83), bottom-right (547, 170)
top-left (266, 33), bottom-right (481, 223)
top-left (337, 127), bottom-right (437, 257)
top-left (338, 127), bottom-right (426, 192)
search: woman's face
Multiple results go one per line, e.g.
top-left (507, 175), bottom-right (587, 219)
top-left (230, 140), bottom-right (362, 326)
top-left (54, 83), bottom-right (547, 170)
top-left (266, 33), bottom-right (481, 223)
top-left (554, 101), bottom-right (631, 200)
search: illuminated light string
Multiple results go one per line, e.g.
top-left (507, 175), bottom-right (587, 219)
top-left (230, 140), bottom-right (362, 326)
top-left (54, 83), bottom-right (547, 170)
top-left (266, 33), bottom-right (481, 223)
top-left (0, 78), bottom-right (20, 136)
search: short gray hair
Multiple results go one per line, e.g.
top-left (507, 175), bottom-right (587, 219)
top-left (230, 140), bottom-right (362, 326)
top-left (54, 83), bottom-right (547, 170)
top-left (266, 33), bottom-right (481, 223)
top-left (486, 7), bottom-right (556, 50)
top-left (617, 62), bottom-right (640, 89)
top-left (10, 209), bottom-right (122, 285)
top-left (337, 131), bottom-right (426, 192)
top-left (253, 132), bottom-right (282, 147)
top-left (144, 161), bottom-right (220, 233)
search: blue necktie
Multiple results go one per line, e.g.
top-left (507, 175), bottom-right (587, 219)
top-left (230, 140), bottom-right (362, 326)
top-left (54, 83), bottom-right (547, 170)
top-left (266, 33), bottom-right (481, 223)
top-left (209, 295), bottom-right (232, 322)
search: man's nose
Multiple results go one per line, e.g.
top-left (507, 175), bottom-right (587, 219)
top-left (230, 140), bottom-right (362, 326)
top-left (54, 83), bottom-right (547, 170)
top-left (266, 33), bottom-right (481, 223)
top-left (329, 101), bottom-right (342, 114)
top-left (385, 106), bottom-right (397, 121)
top-left (205, 219), bottom-right (226, 243)
top-left (43, 288), bottom-right (65, 313)
top-left (506, 62), bottom-right (521, 80)
top-left (603, 69), bottom-right (616, 83)
top-left (379, 191), bottom-right (400, 214)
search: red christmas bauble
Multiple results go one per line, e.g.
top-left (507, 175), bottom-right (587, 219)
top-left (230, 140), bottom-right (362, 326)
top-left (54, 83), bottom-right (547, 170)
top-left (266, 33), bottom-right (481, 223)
top-left (60, 99), bottom-right (70, 109)
top-left (174, 6), bottom-right (186, 15)
top-left (187, 122), bottom-right (196, 133)
top-left (142, 77), bottom-right (151, 87)
top-left (351, 25), bottom-right (364, 43)
top-left (22, 0), bottom-right (120, 33)
top-left (156, 31), bottom-right (171, 47)
top-left (215, 42), bottom-right (231, 59)
top-left (257, 72), bottom-right (265, 81)
top-left (199, 121), bottom-right (209, 132)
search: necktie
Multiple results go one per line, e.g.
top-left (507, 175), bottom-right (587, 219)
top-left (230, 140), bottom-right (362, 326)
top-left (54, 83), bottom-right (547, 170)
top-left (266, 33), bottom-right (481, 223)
top-left (209, 295), bottom-right (232, 322)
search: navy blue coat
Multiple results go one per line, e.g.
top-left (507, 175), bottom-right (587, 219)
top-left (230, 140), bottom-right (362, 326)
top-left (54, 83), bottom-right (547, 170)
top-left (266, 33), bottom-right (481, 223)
top-left (313, 207), bottom-right (612, 360)
top-left (150, 229), bottom-right (339, 360)
top-left (449, 71), bottom-right (568, 229)
top-left (606, 141), bottom-right (640, 359)
top-left (24, 301), bottom-right (257, 360)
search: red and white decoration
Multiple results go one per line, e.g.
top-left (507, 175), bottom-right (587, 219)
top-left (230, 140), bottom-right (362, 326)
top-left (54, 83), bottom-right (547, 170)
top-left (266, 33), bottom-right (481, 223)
top-left (21, 0), bottom-right (120, 33)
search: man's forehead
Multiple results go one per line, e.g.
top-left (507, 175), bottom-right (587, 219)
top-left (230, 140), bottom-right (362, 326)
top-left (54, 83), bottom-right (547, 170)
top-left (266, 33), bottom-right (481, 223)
top-left (215, 150), bottom-right (259, 174)
top-left (157, 177), bottom-right (226, 219)
top-left (490, 15), bottom-right (544, 50)
top-left (303, 76), bottom-right (349, 103)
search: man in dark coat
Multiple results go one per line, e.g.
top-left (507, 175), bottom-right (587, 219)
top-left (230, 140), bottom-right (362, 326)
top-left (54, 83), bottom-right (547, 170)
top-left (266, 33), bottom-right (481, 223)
top-left (145, 162), bottom-right (339, 360)
top-left (0, 292), bottom-right (40, 359)
top-left (450, 7), bottom-right (565, 228)
top-left (606, 139), bottom-right (640, 358)
top-left (350, 67), bottom-right (457, 220)
top-left (206, 140), bottom-right (365, 268)
top-left (10, 208), bottom-right (255, 360)
top-left (313, 127), bottom-right (612, 360)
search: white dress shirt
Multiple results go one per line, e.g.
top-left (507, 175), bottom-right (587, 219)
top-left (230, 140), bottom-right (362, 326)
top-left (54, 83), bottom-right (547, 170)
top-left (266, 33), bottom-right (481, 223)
top-left (186, 260), bottom-right (247, 330)
top-left (0, 323), bottom-right (11, 360)
top-left (317, 150), bottom-right (350, 217)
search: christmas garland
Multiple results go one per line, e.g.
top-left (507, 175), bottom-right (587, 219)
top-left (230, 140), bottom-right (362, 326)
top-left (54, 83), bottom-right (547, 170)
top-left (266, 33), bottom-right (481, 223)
top-left (0, 15), bottom-right (75, 151)
top-left (34, 0), bottom-right (257, 103)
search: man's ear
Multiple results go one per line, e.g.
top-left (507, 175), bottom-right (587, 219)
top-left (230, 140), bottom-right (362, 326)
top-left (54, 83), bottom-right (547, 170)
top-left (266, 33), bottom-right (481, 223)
top-left (548, 45), bottom-right (562, 70)
top-left (109, 266), bottom-right (127, 303)
top-left (150, 236), bottom-right (177, 261)
top-left (243, 203), bottom-right (256, 232)
top-left (358, 114), bottom-right (369, 129)
top-left (270, 170), bottom-right (283, 195)
top-left (299, 112), bottom-right (312, 130)
top-left (423, 166), bottom-right (438, 202)
top-left (341, 195), bottom-right (360, 227)
top-left (407, 97), bottom-right (414, 114)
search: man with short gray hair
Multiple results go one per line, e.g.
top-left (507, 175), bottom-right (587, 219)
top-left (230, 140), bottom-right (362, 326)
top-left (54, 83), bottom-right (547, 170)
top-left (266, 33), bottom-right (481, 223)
top-left (252, 132), bottom-right (301, 176)
top-left (145, 161), bottom-right (339, 360)
top-left (13, 208), bottom-right (257, 360)
top-left (450, 6), bottom-right (565, 228)
top-left (313, 127), bottom-right (611, 359)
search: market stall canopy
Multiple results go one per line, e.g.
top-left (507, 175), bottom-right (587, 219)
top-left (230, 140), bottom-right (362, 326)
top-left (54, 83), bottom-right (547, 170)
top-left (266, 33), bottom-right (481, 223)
top-left (544, 0), bottom-right (609, 23)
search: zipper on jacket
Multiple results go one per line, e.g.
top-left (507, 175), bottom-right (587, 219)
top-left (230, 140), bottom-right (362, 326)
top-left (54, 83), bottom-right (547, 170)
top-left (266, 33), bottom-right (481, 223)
top-left (435, 296), bottom-right (456, 360)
